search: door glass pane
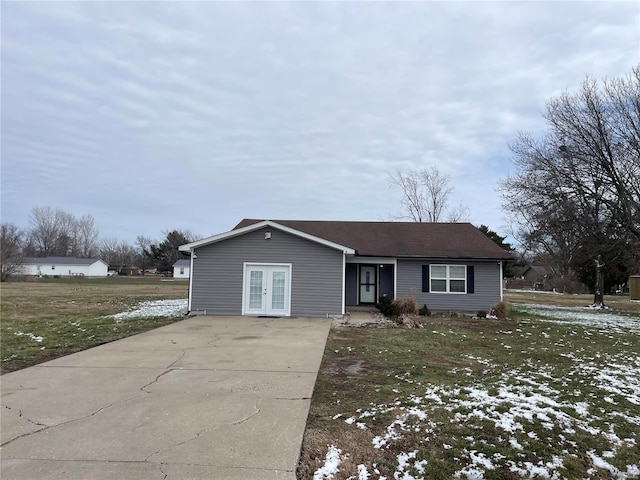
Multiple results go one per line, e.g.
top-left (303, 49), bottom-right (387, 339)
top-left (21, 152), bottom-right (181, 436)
top-left (271, 271), bottom-right (285, 310)
top-left (249, 270), bottom-right (263, 309)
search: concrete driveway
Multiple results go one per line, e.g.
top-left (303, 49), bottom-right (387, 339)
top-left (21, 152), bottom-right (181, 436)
top-left (1, 316), bottom-right (332, 479)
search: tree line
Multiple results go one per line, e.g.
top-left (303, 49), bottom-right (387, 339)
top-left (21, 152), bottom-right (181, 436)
top-left (0, 206), bottom-right (199, 281)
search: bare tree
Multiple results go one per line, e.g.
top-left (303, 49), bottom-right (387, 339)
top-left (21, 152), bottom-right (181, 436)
top-left (1, 223), bottom-right (25, 281)
top-left (28, 207), bottom-right (99, 257)
top-left (389, 166), bottom-right (462, 222)
top-left (29, 207), bottom-right (76, 256)
top-left (135, 235), bottom-right (154, 270)
top-left (501, 65), bottom-right (640, 297)
top-left (447, 202), bottom-right (471, 222)
top-left (99, 238), bottom-right (136, 272)
top-left (73, 214), bottom-right (99, 258)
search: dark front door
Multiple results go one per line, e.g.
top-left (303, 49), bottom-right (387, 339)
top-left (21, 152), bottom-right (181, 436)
top-left (359, 265), bottom-right (376, 304)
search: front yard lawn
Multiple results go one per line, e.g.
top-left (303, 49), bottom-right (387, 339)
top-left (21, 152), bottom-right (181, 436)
top-left (1, 277), bottom-right (188, 374)
top-left (299, 297), bottom-right (640, 479)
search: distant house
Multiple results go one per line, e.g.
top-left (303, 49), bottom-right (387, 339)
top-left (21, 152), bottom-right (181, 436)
top-left (522, 265), bottom-right (552, 283)
top-left (23, 257), bottom-right (109, 278)
top-left (179, 219), bottom-right (512, 317)
top-left (119, 266), bottom-right (143, 276)
top-left (505, 264), bottom-right (553, 290)
top-left (172, 259), bottom-right (190, 279)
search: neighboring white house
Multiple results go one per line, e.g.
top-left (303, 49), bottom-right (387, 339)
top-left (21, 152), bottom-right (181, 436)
top-left (23, 257), bottom-right (109, 278)
top-left (172, 259), bottom-right (190, 279)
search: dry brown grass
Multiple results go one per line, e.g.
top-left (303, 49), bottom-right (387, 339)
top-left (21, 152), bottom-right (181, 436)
top-left (1, 277), bottom-right (188, 373)
top-left (392, 295), bottom-right (418, 316)
top-left (1, 277), bottom-right (187, 321)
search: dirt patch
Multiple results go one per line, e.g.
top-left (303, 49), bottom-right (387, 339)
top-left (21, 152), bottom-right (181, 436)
top-left (325, 357), bottom-right (366, 377)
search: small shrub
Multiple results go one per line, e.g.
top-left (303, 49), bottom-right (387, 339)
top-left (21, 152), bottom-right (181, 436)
top-left (393, 296), bottom-right (418, 316)
top-left (418, 304), bottom-right (431, 316)
top-left (477, 310), bottom-right (487, 318)
top-left (377, 296), bottom-right (399, 318)
top-left (377, 295), bottom-right (417, 319)
top-left (489, 300), bottom-right (510, 320)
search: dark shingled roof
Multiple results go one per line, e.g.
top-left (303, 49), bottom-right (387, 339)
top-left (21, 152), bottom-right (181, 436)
top-left (24, 256), bottom-right (104, 266)
top-left (234, 219), bottom-right (512, 260)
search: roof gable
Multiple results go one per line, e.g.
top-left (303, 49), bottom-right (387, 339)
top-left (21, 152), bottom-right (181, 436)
top-left (178, 220), bottom-right (356, 254)
top-left (234, 219), bottom-right (512, 259)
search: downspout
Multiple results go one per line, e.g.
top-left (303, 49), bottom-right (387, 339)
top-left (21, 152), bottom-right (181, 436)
top-left (341, 252), bottom-right (346, 315)
top-left (499, 261), bottom-right (504, 301)
top-left (393, 258), bottom-right (398, 300)
top-left (188, 249), bottom-right (195, 312)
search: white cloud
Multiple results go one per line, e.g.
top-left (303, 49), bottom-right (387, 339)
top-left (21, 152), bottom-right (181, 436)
top-left (1, 1), bottom-right (638, 242)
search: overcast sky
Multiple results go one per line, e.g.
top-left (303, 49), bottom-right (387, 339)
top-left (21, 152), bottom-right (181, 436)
top-left (1, 1), bottom-right (638, 244)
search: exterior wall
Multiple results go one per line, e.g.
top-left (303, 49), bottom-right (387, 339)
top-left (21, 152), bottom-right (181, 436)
top-left (22, 261), bottom-right (108, 277)
top-left (345, 264), bottom-right (358, 306)
top-left (379, 265), bottom-right (394, 299)
top-left (345, 259), bottom-right (397, 306)
top-left (397, 259), bottom-right (501, 312)
top-left (190, 227), bottom-right (344, 317)
top-left (173, 266), bottom-right (190, 279)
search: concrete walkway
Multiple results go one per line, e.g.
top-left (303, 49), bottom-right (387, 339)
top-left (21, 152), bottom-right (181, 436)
top-left (1, 316), bottom-right (332, 479)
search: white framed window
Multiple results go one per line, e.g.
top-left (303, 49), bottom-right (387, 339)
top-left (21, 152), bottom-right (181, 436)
top-left (180, 267), bottom-right (185, 275)
top-left (430, 265), bottom-right (466, 294)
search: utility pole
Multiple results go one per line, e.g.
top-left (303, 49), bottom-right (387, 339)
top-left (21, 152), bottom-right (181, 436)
top-left (594, 255), bottom-right (605, 308)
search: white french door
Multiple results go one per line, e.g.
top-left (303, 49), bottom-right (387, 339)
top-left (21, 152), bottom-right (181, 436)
top-left (243, 264), bottom-right (291, 316)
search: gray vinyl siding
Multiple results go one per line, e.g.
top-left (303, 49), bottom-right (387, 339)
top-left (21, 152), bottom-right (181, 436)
top-left (190, 227), bottom-right (344, 317)
top-left (379, 265), bottom-right (394, 299)
top-left (397, 259), bottom-right (501, 312)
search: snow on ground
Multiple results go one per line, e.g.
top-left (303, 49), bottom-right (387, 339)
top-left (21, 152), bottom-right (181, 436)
top-left (319, 303), bottom-right (640, 479)
top-left (13, 331), bottom-right (44, 342)
top-left (514, 303), bottom-right (640, 334)
top-left (314, 445), bottom-right (345, 480)
top-left (109, 299), bottom-right (188, 321)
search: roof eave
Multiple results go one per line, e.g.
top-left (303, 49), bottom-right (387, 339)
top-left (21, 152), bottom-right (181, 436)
top-left (179, 220), bottom-right (356, 255)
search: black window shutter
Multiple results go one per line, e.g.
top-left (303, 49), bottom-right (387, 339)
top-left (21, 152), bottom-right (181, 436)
top-left (422, 265), bottom-right (430, 292)
top-left (467, 265), bottom-right (475, 294)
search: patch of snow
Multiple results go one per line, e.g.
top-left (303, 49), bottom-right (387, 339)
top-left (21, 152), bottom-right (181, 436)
top-left (314, 445), bottom-right (345, 480)
top-left (14, 331), bottom-right (43, 342)
top-left (394, 451), bottom-right (417, 480)
top-left (514, 303), bottom-right (640, 334)
top-left (110, 299), bottom-right (188, 320)
top-left (357, 464), bottom-right (370, 480)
